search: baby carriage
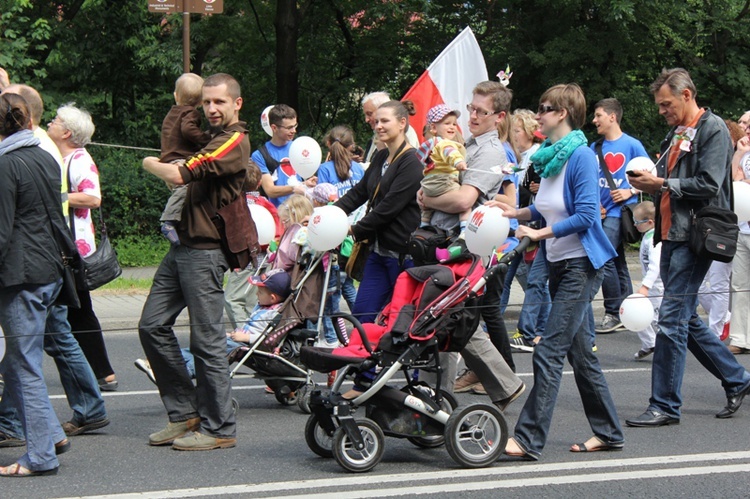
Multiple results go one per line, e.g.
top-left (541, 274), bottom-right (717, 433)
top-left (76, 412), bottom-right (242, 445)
top-left (228, 249), bottom-right (351, 412)
top-left (299, 239), bottom-right (530, 472)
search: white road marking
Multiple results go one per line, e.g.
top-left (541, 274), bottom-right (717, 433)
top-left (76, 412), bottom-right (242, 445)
top-left (56, 451), bottom-right (750, 499)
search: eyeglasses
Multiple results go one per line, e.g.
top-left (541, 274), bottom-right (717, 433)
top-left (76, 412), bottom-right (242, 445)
top-left (537, 105), bottom-right (558, 115)
top-left (466, 104), bottom-right (498, 118)
top-left (633, 218), bottom-right (651, 225)
top-left (48, 117), bottom-right (63, 127)
top-left (277, 124), bottom-right (298, 131)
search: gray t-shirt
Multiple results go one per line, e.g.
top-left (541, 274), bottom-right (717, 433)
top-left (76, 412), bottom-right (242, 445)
top-left (430, 129), bottom-right (508, 231)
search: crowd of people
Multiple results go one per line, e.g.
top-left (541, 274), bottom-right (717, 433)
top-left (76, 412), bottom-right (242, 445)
top-left (1, 65), bottom-right (749, 476)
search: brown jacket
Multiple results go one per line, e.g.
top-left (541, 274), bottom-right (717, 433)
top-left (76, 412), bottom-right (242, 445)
top-left (177, 121), bottom-right (251, 248)
top-left (160, 105), bottom-right (211, 163)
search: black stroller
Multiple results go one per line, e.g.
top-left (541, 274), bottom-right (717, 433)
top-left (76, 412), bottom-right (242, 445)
top-left (299, 240), bottom-right (529, 472)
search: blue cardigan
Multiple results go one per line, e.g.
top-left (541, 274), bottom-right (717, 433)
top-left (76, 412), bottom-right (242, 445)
top-left (528, 147), bottom-right (616, 270)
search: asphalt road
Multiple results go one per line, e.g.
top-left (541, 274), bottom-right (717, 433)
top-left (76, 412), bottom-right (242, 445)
top-left (2, 270), bottom-right (749, 498)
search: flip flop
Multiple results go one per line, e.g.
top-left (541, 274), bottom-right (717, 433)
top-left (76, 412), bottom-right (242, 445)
top-left (0, 463), bottom-right (58, 477)
top-left (570, 439), bottom-right (624, 453)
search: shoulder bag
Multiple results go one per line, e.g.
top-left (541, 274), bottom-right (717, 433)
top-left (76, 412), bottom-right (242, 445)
top-left (17, 155), bottom-right (82, 308)
top-left (67, 160), bottom-right (122, 290)
top-left (345, 182), bottom-right (379, 281)
top-left (595, 139), bottom-right (640, 245)
top-left (202, 194), bottom-right (260, 271)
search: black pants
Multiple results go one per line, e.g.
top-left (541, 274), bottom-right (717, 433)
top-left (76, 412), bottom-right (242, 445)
top-left (481, 267), bottom-right (515, 372)
top-left (68, 288), bottom-right (114, 379)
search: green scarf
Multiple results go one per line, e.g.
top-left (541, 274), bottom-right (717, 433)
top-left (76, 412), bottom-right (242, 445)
top-left (531, 129), bottom-right (587, 178)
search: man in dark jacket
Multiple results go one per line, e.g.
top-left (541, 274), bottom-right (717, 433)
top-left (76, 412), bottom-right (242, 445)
top-left (627, 68), bottom-right (750, 427)
top-left (139, 73), bottom-right (250, 451)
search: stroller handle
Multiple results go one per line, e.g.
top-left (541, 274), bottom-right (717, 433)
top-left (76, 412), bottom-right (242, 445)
top-left (483, 236), bottom-right (532, 281)
top-left (329, 313), bottom-right (373, 354)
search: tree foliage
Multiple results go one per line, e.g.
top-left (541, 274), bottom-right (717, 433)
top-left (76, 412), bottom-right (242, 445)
top-left (3, 0), bottom-right (750, 246)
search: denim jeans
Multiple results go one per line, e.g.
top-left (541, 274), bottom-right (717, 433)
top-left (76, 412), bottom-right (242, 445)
top-left (599, 216), bottom-right (633, 317)
top-left (322, 264), bottom-right (341, 344)
top-left (481, 264), bottom-right (515, 372)
top-left (182, 338), bottom-right (245, 379)
top-left (513, 257), bottom-right (623, 459)
top-left (0, 281), bottom-right (66, 472)
top-left (340, 272), bottom-right (358, 311)
top-left (351, 251), bottom-right (413, 324)
top-left (516, 244), bottom-right (551, 342)
top-left (0, 303), bottom-right (107, 438)
top-left (138, 245), bottom-right (236, 439)
top-left (648, 242), bottom-right (750, 418)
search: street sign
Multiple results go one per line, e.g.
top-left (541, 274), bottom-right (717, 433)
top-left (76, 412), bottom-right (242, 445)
top-left (186, 0), bottom-right (223, 14)
top-left (147, 0), bottom-right (183, 13)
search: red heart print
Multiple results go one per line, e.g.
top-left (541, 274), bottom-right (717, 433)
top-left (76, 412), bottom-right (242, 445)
top-left (604, 152), bottom-right (626, 174)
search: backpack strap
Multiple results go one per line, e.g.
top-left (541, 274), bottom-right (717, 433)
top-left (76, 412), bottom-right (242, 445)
top-left (258, 143), bottom-right (280, 175)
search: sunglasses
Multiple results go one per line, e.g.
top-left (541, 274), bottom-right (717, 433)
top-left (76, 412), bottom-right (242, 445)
top-left (537, 105), bottom-right (558, 115)
top-left (633, 218), bottom-right (651, 225)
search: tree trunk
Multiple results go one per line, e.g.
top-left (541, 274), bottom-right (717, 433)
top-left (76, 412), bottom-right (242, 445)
top-left (274, 0), bottom-right (299, 111)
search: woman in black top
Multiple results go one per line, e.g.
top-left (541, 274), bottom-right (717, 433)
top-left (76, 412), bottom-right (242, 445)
top-left (0, 93), bottom-right (69, 476)
top-left (335, 100), bottom-right (422, 323)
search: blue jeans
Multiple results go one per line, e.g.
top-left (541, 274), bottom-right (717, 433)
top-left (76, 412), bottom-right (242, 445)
top-left (648, 242), bottom-right (750, 418)
top-left (182, 338), bottom-right (245, 379)
top-left (322, 264), bottom-right (341, 344)
top-left (351, 251), bottom-right (413, 324)
top-left (599, 216), bottom-right (633, 317)
top-left (516, 244), bottom-right (550, 342)
top-left (0, 281), bottom-right (66, 472)
top-left (340, 272), bottom-right (357, 311)
top-left (0, 304), bottom-right (106, 438)
top-left (139, 245), bottom-right (235, 438)
top-left (514, 257), bottom-right (623, 459)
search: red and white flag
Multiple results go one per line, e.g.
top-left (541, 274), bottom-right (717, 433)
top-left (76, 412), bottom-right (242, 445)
top-left (402, 27), bottom-right (488, 143)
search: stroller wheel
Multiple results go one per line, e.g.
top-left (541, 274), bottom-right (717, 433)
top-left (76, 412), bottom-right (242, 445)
top-left (444, 403), bottom-right (508, 468)
top-left (274, 389), bottom-right (298, 406)
top-left (297, 383), bottom-right (315, 414)
top-left (407, 390), bottom-right (458, 449)
top-left (231, 397), bottom-right (239, 415)
top-left (332, 418), bottom-right (385, 473)
top-left (304, 414), bottom-right (335, 458)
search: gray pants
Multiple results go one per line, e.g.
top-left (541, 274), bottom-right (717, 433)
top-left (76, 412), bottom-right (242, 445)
top-left (426, 328), bottom-right (522, 402)
top-left (138, 245), bottom-right (235, 438)
top-left (160, 185), bottom-right (188, 223)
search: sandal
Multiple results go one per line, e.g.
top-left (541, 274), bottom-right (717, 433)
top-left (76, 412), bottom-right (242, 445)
top-left (504, 438), bottom-right (538, 461)
top-left (570, 436), bottom-right (624, 453)
top-left (0, 463), bottom-right (58, 477)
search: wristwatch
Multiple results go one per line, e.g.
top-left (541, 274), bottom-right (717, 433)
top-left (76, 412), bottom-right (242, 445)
top-left (629, 187), bottom-right (638, 196)
top-left (660, 179), bottom-right (669, 193)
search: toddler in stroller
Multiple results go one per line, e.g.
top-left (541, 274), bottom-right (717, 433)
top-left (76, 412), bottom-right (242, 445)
top-left (300, 247), bottom-right (526, 472)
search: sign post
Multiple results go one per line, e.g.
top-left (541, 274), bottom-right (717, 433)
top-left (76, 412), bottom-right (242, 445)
top-left (147, 0), bottom-right (223, 73)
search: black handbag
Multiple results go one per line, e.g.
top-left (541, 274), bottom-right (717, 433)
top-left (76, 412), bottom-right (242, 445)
top-left (408, 225), bottom-right (454, 266)
top-left (595, 140), bottom-right (642, 245)
top-left (689, 206), bottom-right (739, 263)
top-left (17, 156), bottom-right (82, 308)
top-left (66, 162), bottom-right (122, 290)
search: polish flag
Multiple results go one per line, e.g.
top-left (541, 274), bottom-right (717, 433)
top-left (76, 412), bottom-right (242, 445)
top-left (402, 27), bottom-right (488, 143)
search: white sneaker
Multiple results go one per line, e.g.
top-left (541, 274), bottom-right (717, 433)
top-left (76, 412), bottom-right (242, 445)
top-left (134, 358), bottom-right (157, 385)
top-left (315, 338), bottom-right (340, 349)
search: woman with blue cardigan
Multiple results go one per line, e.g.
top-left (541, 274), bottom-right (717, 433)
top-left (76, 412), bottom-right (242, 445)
top-left (489, 83), bottom-right (624, 460)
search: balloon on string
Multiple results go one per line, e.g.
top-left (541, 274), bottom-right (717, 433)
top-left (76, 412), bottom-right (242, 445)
top-left (289, 136), bottom-right (322, 179)
top-left (260, 105), bottom-right (275, 137)
top-left (625, 156), bottom-right (656, 175)
top-left (464, 205), bottom-right (510, 257)
top-left (307, 205), bottom-right (350, 251)
top-left (248, 204), bottom-right (275, 246)
top-left (732, 181), bottom-right (750, 222)
top-left (619, 293), bottom-right (655, 331)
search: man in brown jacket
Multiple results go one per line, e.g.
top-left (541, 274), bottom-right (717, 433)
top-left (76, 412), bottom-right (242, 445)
top-left (139, 73), bottom-right (250, 451)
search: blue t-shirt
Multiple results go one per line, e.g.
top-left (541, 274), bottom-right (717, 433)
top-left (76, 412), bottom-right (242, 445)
top-left (316, 160), bottom-right (365, 199)
top-left (500, 142), bottom-right (519, 252)
top-left (251, 141), bottom-right (301, 207)
top-left (590, 133), bottom-right (649, 218)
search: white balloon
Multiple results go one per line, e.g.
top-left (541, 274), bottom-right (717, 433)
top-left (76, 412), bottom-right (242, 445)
top-left (619, 293), bottom-right (655, 331)
top-left (625, 156), bottom-right (656, 175)
top-left (289, 136), bottom-right (322, 180)
top-left (464, 206), bottom-right (511, 257)
top-left (307, 205), bottom-right (350, 251)
top-left (248, 203), bottom-right (276, 246)
top-left (733, 181), bottom-right (750, 223)
top-left (260, 105), bottom-right (275, 137)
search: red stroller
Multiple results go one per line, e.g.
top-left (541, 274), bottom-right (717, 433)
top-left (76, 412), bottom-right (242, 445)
top-left (300, 241), bottom-right (529, 472)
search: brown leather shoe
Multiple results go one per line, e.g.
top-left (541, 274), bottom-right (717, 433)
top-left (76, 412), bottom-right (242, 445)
top-left (149, 417), bottom-right (201, 446)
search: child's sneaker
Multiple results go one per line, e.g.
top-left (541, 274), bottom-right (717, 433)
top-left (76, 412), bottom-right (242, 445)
top-left (161, 222), bottom-right (180, 245)
top-left (634, 347), bottom-right (655, 360)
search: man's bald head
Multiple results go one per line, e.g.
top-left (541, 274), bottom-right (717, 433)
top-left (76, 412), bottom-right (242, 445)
top-left (2, 84), bottom-right (44, 128)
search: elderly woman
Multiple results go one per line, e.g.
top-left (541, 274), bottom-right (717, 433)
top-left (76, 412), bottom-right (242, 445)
top-left (335, 100), bottom-right (422, 324)
top-left (491, 84), bottom-right (623, 460)
top-left (48, 104), bottom-right (119, 395)
top-left (0, 93), bottom-right (69, 476)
